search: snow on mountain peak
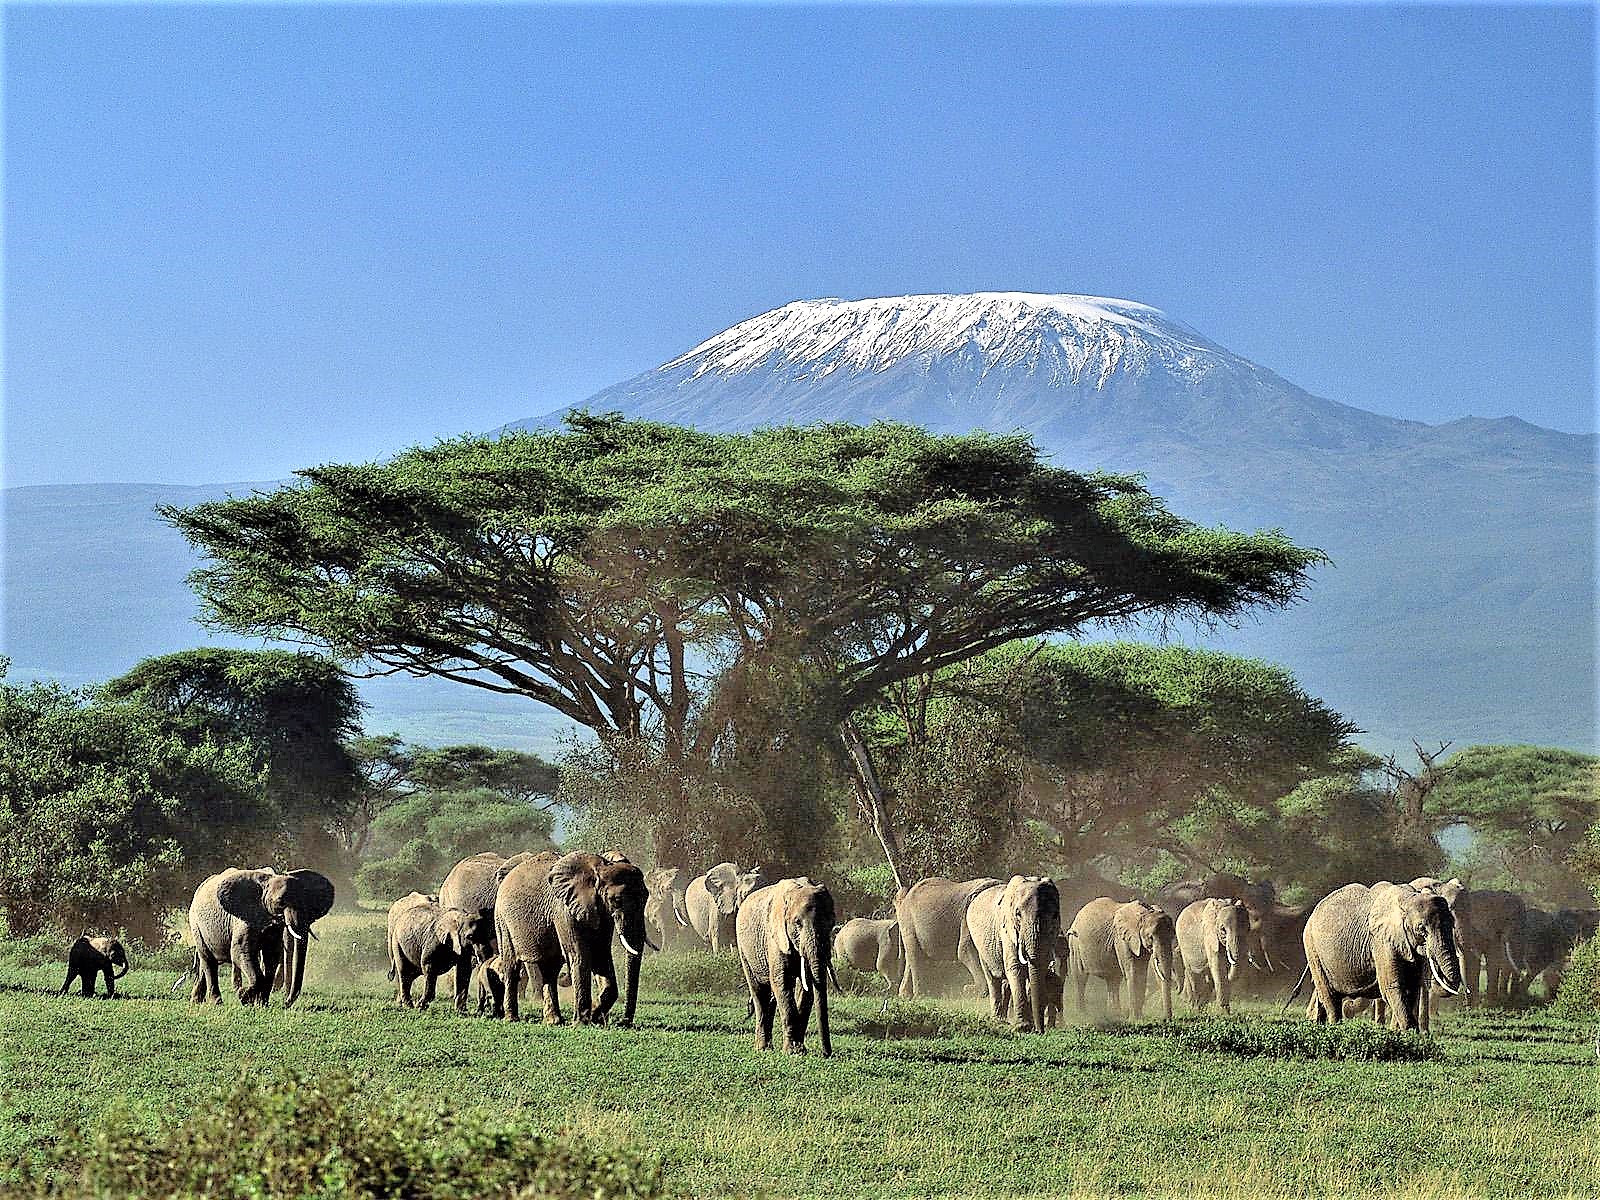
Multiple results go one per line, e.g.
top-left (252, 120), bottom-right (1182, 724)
top-left (662, 291), bottom-right (1226, 386)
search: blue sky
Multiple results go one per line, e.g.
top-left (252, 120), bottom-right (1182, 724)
top-left (4, 3), bottom-right (1593, 486)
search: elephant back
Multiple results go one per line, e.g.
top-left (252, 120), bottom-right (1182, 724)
top-left (896, 877), bottom-right (1002, 959)
top-left (1065, 897), bottom-right (1124, 978)
top-left (493, 853), bottom-right (565, 968)
top-left (440, 851), bottom-right (538, 918)
top-left (835, 918), bottom-right (886, 972)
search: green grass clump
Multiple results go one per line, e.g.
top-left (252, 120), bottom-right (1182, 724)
top-left (1165, 1015), bottom-right (1443, 1061)
top-left (14, 1068), bottom-right (663, 1200)
top-left (852, 998), bottom-right (1012, 1040)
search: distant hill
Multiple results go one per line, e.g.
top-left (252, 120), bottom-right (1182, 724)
top-left (5, 291), bottom-right (1591, 754)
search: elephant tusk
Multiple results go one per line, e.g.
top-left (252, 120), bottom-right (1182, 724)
top-left (618, 932), bottom-right (643, 958)
top-left (798, 958), bottom-right (812, 994)
top-left (308, 928), bottom-right (319, 942)
top-left (1225, 947), bottom-right (1237, 969)
top-left (285, 925), bottom-right (304, 942)
top-left (644, 934), bottom-right (661, 952)
top-left (675, 911), bottom-right (689, 928)
top-left (1429, 958), bottom-right (1461, 996)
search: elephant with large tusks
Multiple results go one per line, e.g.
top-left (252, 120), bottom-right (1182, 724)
top-left (495, 850), bottom-right (653, 1025)
top-left (894, 876), bottom-right (1002, 999)
top-left (736, 877), bottom-right (836, 1056)
top-left (965, 876), bottom-right (1061, 1031)
top-left (1067, 898), bottom-right (1178, 1020)
top-left (835, 917), bottom-right (904, 1003)
top-left (1298, 881), bottom-right (1465, 1031)
top-left (188, 867), bottom-right (335, 1006)
top-left (645, 867), bottom-right (693, 953)
top-left (685, 863), bottom-right (767, 952)
top-left (1175, 898), bottom-right (1251, 1013)
top-left (58, 935), bottom-right (129, 998)
top-left (386, 892), bottom-right (496, 1012)
top-left (1451, 887), bottom-right (1525, 1006)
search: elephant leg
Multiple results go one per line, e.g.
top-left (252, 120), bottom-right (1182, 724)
top-left (1105, 977), bottom-right (1122, 1018)
top-left (1306, 956), bottom-right (1340, 1024)
top-left (503, 957), bottom-right (523, 1022)
top-left (573, 964), bottom-right (595, 1024)
top-left (772, 961), bottom-right (804, 1053)
top-left (1376, 973), bottom-right (1411, 1031)
top-left (956, 926), bottom-right (988, 997)
top-left (1188, 971), bottom-right (1206, 1012)
top-left (101, 965), bottom-right (116, 998)
top-left (899, 927), bottom-right (924, 1000)
top-left (534, 960), bottom-right (564, 1025)
top-left (754, 984), bottom-right (777, 1051)
top-left (795, 981), bottom-right (814, 1050)
top-left (79, 969), bottom-right (94, 998)
top-left (419, 965), bottom-right (439, 1010)
top-left (232, 936), bottom-right (264, 1004)
top-left (1073, 969), bottom-right (1088, 1013)
top-left (1213, 956), bottom-right (1230, 1015)
top-left (593, 970), bottom-right (619, 1024)
top-left (986, 972), bottom-right (1008, 1022)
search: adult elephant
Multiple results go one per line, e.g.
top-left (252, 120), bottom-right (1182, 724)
top-left (836, 917), bottom-right (904, 1000)
top-left (1249, 903), bottom-right (1312, 996)
top-left (1513, 906), bottom-right (1599, 1000)
top-left (495, 850), bottom-right (652, 1025)
top-left (736, 877), bottom-right (836, 1056)
top-left (386, 892), bottom-right (495, 1012)
top-left (645, 867), bottom-right (692, 953)
top-left (1067, 898), bottom-right (1177, 1020)
top-left (1452, 887), bottom-right (1526, 1005)
top-left (894, 876), bottom-right (1001, 999)
top-left (188, 867), bottom-right (335, 1006)
top-left (439, 851), bottom-right (540, 923)
top-left (685, 863), bottom-right (767, 952)
top-left (1300, 881), bottom-right (1465, 1031)
top-left (965, 876), bottom-right (1061, 1031)
top-left (1175, 898), bottom-right (1251, 1013)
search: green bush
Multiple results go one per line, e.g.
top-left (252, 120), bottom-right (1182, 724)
top-left (17, 1068), bottom-right (663, 1200)
top-left (642, 950), bottom-right (747, 998)
top-left (852, 999), bottom-right (1013, 1041)
top-left (1551, 935), bottom-right (1599, 1020)
top-left (1162, 1016), bottom-right (1442, 1062)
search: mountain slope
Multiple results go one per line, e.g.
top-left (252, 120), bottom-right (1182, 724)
top-left (507, 292), bottom-right (1596, 752)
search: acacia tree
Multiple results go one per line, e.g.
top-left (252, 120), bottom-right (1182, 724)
top-left (165, 415), bottom-right (1323, 879)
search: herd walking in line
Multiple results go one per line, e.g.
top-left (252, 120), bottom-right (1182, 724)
top-left (57, 852), bottom-right (1599, 1061)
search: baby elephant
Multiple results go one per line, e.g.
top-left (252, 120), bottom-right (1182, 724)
top-left (387, 892), bottom-right (495, 1012)
top-left (59, 936), bottom-right (129, 998)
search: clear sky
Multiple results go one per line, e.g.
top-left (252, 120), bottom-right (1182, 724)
top-left (4, 3), bottom-right (1593, 487)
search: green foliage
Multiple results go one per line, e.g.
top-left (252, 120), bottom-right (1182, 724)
top-left (410, 744), bottom-right (559, 805)
top-left (1550, 936), bottom-right (1599, 1020)
top-left (100, 648), bottom-right (363, 827)
top-left (165, 417), bottom-right (1321, 870)
top-left (356, 787), bottom-right (554, 903)
top-left (866, 640), bottom-right (1359, 885)
top-left (0, 675), bottom-right (269, 936)
top-left (1428, 744), bottom-right (1599, 905)
top-left (1160, 1017), bottom-right (1442, 1062)
top-left (16, 1068), bottom-right (663, 1200)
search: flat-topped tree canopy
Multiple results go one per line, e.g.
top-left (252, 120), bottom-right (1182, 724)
top-left (163, 413), bottom-right (1324, 750)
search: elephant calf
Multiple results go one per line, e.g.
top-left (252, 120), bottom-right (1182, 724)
top-left (387, 892), bottom-right (495, 1013)
top-left (58, 935), bottom-right (128, 998)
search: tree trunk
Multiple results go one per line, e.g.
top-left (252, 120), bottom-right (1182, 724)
top-left (837, 718), bottom-right (907, 893)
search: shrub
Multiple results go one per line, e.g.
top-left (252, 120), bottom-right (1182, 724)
top-left (852, 999), bottom-right (1013, 1041)
top-left (1165, 1016), bottom-right (1442, 1062)
top-left (17, 1068), bottom-right (663, 1200)
top-left (1551, 935), bottom-right (1599, 1020)
top-left (643, 950), bottom-right (747, 998)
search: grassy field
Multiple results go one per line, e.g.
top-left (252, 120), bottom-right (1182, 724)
top-left (2, 919), bottom-right (1597, 1199)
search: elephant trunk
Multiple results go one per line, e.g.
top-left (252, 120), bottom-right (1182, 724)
top-left (619, 908), bottom-right (647, 1025)
top-left (1429, 926), bottom-right (1466, 996)
top-left (799, 925), bottom-right (832, 1056)
top-left (1155, 941), bottom-right (1175, 1020)
top-left (112, 959), bottom-right (130, 980)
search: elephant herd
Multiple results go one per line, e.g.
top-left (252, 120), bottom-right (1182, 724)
top-left (54, 854), bottom-right (1598, 1051)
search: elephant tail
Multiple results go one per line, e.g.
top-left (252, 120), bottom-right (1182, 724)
top-left (1281, 965), bottom-right (1310, 1011)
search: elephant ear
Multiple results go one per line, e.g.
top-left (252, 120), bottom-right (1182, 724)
top-left (706, 863), bottom-right (739, 897)
top-left (1370, 885), bottom-right (1418, 963)
top-left (768, 883), bottom-right (795, 956)
top-left (287, 870), bottom-right (336, 924)
top-left (216, 871), bottom-right (274, 929)
top-left (548, 852), bottom-right (600, 918)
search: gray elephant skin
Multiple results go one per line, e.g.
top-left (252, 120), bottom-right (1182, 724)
top-left (965, 876), bottom-right (1061, 1031)
top-left (438, 850), bottom-right (542, 1014)
top-left (1068, 898), bottom-right (1178, 1019)
top-left (836, 917), bottom-right (904, 997)
top-left (686, 863), bottom-right (767, 952)
top-left (58, 935), bottom-right (128, 998)
top-left (1451, 887), bottom-right (1525, 1005)
top-left (188, 867), bottom-right (335, 1005)
top-left (645, 867), bottom-right (693, 952)
top-left (1300, 881), bottom-right (1465, 1030)
top-left (1175, 898), bottom-right (1249, 1013)
top-left (495, 850), bottom-right (652, 1025)
top-left (894, 876), bottom-right (1001, 999)
top-left (736, 877), bottom-right (836, 1056)
top-left (386, 892), bottom-right (495, 1012)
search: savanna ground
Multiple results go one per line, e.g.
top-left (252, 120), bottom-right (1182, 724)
top-left (1, 910), bottom-right (1596, 1199)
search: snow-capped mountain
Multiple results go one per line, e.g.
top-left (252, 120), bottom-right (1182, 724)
top-left (499, 291), bottom-right (1594, 751)
top-left (4, 292), bottom-right (1591, 753)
